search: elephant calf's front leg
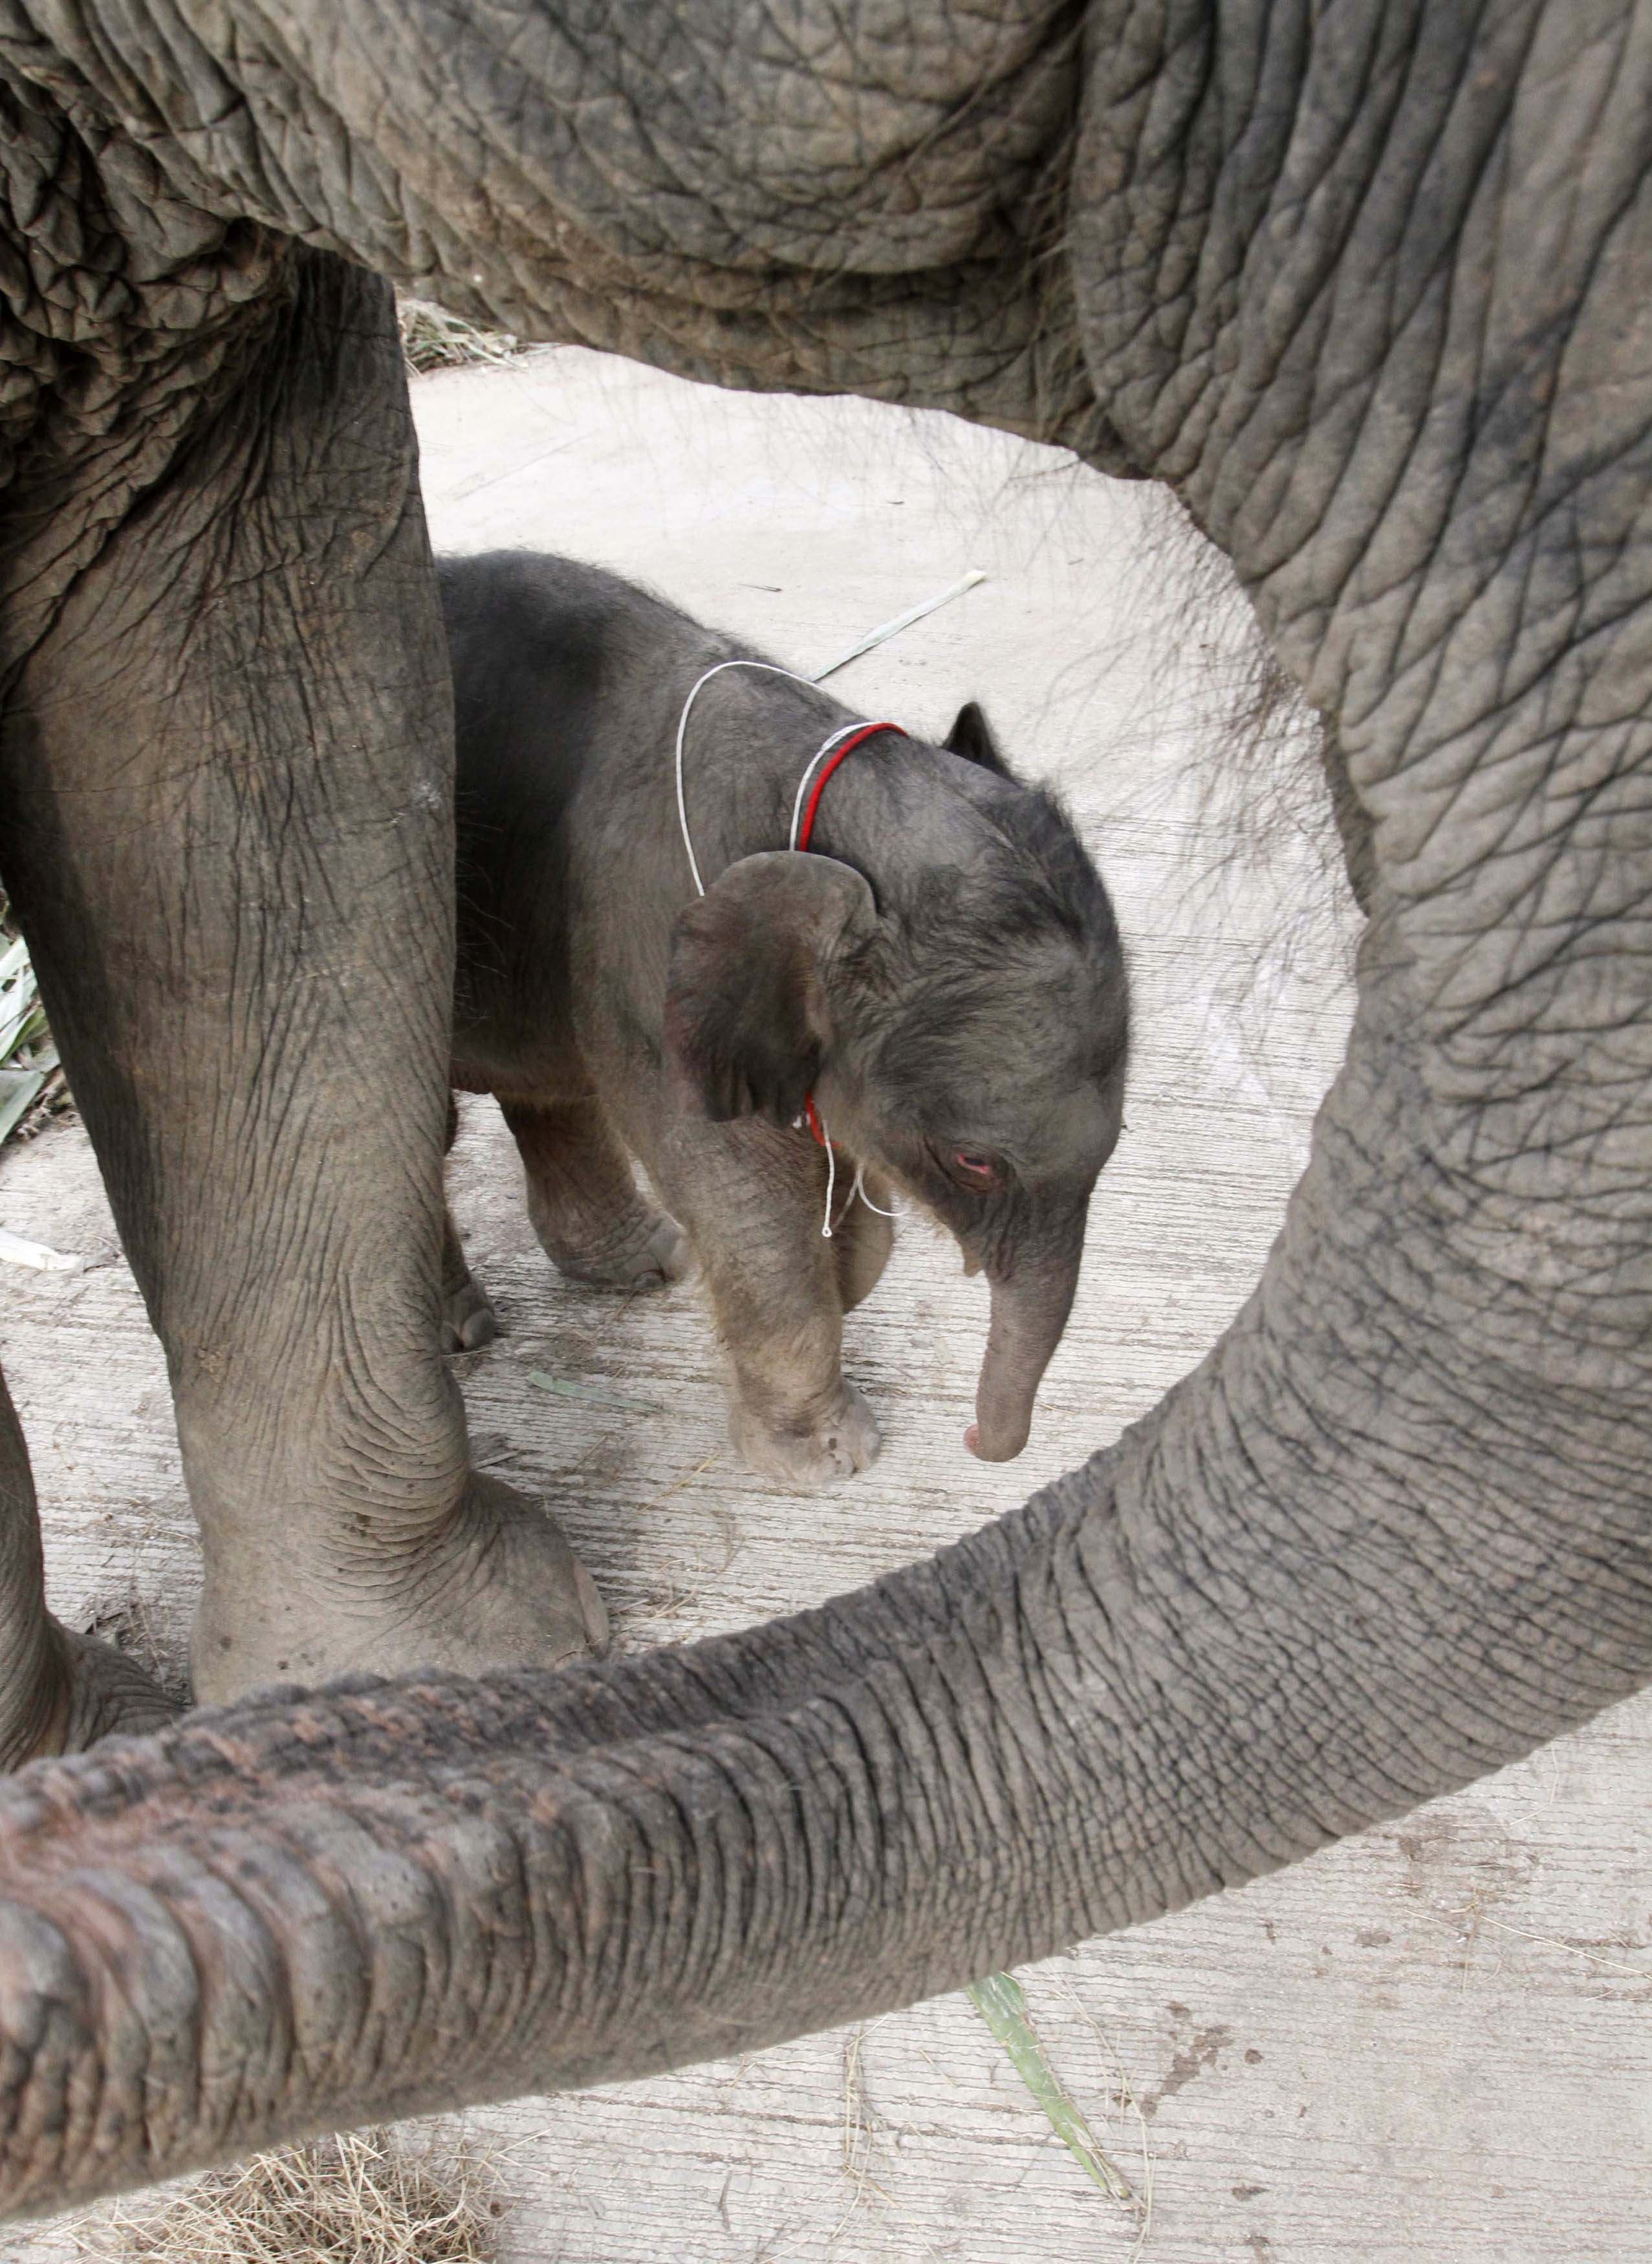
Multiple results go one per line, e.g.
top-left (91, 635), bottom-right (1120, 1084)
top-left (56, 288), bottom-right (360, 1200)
top-left (653, 1121), bottom-right (880, 1486)
top-left (503, 1093), bottom-right (691, 1292)
top-left (0, 1369), bottom-right (174, 1765)
top-left (440, 1098), bottom-right (499, 1350)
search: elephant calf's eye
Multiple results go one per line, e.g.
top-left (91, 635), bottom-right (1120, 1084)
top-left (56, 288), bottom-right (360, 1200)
top-left (954, 1151), bottom-right (998, 1185)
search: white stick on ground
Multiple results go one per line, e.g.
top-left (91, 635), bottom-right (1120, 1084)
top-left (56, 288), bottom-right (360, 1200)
top-left (0, 1228), bottom-right (83, 1272)
top-left (809, 571), bottom-right (987, 682)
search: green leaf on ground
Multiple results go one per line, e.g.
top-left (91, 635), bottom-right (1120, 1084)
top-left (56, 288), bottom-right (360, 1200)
top-left (525, 1368), bottom-right (662, 1416)
top-left (0, 1069), bottom-right (45, 1147)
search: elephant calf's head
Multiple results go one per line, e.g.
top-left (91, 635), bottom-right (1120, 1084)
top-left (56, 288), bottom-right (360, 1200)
top-left (666, 705), bottom-right (1128, 1461)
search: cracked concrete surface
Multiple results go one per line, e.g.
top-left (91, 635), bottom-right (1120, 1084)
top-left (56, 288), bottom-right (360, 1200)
top-left (4, 347), bottom-right (1649, 2263)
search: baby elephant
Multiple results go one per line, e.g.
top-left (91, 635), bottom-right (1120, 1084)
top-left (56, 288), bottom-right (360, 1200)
top-left (440, 552), bottom-right (1128, 1484)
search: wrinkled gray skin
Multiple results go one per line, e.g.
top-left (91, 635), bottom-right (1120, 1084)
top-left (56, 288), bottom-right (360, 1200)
top-left (0, 0), bottom-right (1648, 2225)
top-left (440, 552), bottom-right (1127, 1479)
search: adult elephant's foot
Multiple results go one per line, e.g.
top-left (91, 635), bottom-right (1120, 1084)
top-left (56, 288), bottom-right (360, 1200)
top-left (54, 1626), bottom-right (179, 1747)
top-left (191, 1472), bottom-right (608, 1703)
top-left (730, 1379), bottom-right (881, 1487)
top-left (0, 1622), bottom-right (177, 1771)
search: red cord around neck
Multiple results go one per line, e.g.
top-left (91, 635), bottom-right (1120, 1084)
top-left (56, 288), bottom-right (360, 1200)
top-left (795, 722), bottom-right (906, 853)
top-left (797, 721), bottom-right (906, 1153)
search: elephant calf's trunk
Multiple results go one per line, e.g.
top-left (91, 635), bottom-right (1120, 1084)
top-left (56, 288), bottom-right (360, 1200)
top-left (966, 1243), bottom-right (1082, 1461)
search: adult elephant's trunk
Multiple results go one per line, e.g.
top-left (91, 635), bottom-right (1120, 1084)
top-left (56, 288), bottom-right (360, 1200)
top-left (966, 1234), bottom-right (1084, 1461)
top-left (0, 999), bottom-right (1644, 2221)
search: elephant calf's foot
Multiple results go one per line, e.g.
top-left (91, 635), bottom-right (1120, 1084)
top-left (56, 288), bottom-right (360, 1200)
top-left (443, 1267), bottom-right (499, 1351)
top-left (538, 1203), bottom-right (691, 1294)
top-left (191, 1472), bottom-right (608, 1704)
top-left (0, 1622), bottom-right (177, 1770)
top-left (730, 1380), bottom-right (881, 1487)
top-left (442, 1210), bottom-right (499, 1350)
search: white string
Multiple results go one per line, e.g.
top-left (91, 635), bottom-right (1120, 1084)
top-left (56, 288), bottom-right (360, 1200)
top-left (674, 657), bottom-right (823, 896)
top-left (852, 1161), bottom-right (898, 1217)
top-left (816, 1104), bottom-right (839, 1237)
top-left (677, 569), bottom-right (988, 887)
top-left (803, 1109), bottom-right (904, 1238)
top-left (673, 660), bottom-right (906, 1235)
top-left (787, 722), bottom-right (869, 849)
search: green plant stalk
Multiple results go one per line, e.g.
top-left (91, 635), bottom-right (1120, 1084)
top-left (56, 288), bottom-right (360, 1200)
top-left (0, 1071), bottom-right (46, 1146)
top-left (966, 1971), bottom-right (1136, 2206)
top-left (0, 926), bottom-right (54, 1146)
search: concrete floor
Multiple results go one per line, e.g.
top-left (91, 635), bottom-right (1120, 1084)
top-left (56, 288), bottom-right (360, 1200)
top-left (5, 349), bottom-right (1650, 2263)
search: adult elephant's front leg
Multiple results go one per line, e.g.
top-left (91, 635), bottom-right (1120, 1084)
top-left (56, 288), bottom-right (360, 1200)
top-left (0, 253), bottom-right (604, 1704)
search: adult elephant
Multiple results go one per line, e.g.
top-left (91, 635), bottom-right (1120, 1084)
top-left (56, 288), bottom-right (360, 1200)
top-left (0, 0), bottom-right (1647, 2221)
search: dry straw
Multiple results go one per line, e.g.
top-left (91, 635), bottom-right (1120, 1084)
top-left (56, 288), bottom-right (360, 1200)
top-left (398, 298), bottom-right (523, 375)
top-left (78, 2131), bottom-right (503, 2264)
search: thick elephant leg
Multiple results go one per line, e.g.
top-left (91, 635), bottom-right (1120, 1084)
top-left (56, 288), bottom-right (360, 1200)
top-left (0, 253), bottom-right (604, 1703)
top-left (502, 1093), bottom-right (690, 1291)
top-left (0, 1366), bottom-right (171, 1767)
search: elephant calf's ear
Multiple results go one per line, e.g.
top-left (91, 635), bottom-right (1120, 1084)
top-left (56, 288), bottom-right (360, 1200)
top-left (666, 852), bottom-right (877, 1124)
top-left (944, 701), bottom-right (1015, 778)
